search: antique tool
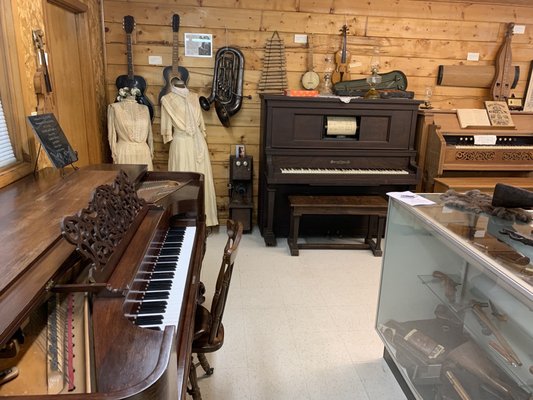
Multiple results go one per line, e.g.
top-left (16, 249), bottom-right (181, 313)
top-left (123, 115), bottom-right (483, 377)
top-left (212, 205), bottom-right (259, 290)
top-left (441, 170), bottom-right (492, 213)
top-left (491, 23), bottom-right (515, 101)
top-left (445, 370), bottom-right (472, 400)
top-left (432, 271), bottom-right (460, 303)
top-left (331, 25), bottom-right (351, 84)
top-left (199, 46), bottom-right (249, 127)
top-left (115, 16), bottom-right (154, 120)
top-left (471, 301), bottom-right (522, 366)
top-left (500, 228), bottom-right (533, 248)
top-left (448, 341), bottom-right (513, 399)
top-left (159, 14), bottom-right (189, 103)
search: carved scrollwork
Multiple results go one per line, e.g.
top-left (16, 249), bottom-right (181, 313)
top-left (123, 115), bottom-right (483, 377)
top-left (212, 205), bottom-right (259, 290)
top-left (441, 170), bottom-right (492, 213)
top-left (502, 152), bottom-right (533, 161)
top-left (455, 151), bottom-right (495, 161)
top-left (61, 170), bottom-right (146, 273)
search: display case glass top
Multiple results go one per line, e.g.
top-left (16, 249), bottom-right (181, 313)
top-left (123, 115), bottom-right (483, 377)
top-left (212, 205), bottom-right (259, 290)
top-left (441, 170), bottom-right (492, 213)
top-left (376, 196), bottom-right (532, 400)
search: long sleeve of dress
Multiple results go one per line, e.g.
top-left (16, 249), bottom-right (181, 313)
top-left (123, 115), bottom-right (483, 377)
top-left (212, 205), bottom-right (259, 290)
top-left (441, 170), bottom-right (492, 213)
top-left (107, 104), bottom-right (117, 161)
top-left (147, 121), bottom-right (154, 156)
top-left (160, 99), bottom-right (173, 144)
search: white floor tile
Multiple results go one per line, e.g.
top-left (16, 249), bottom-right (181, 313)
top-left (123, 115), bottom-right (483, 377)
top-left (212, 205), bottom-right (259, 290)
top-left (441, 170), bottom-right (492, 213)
top-left (195, 226), bottom-right (406, 400)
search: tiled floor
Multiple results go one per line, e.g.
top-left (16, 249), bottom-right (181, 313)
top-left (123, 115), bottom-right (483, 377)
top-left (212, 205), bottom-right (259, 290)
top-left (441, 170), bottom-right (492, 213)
top-left (196, 226), bottom-right (407, 400)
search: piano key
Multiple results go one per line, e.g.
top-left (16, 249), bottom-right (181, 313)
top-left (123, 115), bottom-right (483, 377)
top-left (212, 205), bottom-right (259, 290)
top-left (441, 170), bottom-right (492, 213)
top-left (134, 315), bottom-right (164, 326)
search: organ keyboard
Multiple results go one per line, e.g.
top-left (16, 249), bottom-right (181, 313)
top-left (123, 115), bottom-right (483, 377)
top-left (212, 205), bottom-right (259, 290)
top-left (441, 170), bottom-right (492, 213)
top-left (259, 94), bottom-right (421, 245)
top-left (0, 165), bottom-right (206, 399)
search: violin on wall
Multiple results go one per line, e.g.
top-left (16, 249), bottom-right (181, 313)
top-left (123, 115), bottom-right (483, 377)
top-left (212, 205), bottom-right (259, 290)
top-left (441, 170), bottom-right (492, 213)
top-left (331, 25), bottom-right (351, 84)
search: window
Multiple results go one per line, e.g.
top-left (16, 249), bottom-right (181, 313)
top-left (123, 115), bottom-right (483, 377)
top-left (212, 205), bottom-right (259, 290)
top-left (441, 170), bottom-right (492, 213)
top-left (0, 2), bottom-right (33, 187)
top-left (0, 99), bottom-right (16, 168)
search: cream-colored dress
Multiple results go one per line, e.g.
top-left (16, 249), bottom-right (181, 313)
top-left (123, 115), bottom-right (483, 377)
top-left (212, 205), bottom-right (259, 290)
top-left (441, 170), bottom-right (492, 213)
top-left (108, 97), bottom-right (153, 170)
top-left (160, 87), bottom-right (218, 227)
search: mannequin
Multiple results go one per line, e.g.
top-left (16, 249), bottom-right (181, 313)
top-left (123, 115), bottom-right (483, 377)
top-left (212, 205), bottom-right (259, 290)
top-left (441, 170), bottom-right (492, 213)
top-left (108, 93), bottom-right (153, 170)
top-left (160, 86), bottom-right (218, 227)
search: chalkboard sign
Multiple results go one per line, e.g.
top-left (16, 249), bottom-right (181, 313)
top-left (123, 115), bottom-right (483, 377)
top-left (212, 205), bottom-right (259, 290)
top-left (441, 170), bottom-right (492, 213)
top-left (27, 113), bottom-right (78, 168)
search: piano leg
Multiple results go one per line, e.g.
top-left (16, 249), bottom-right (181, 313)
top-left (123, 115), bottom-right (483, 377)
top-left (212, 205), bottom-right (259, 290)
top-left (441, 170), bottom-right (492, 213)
top-left (262, 187), bottom-right (277, 246)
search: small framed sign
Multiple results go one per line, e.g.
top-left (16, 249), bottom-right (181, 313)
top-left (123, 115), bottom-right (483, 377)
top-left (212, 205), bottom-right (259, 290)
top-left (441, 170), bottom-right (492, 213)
top-left (27, 113), bottom-right (78, 168)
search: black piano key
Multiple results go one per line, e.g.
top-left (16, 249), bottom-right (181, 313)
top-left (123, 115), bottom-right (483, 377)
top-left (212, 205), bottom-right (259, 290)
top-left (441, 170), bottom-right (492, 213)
top-left (146, 280), bottom-right (173, 291)
top-left (151, 272), bottom-right (175, 279)
top-left (159, 247), bottom-right (181, 256)
top-left (153, 264), bottom-right (177, 272)
top-left (143, 291), bottom-right (170, 300)
top-left (138, 301), bottom-right (167, 314)
top-left (134, 315), bottom-right (163, 326)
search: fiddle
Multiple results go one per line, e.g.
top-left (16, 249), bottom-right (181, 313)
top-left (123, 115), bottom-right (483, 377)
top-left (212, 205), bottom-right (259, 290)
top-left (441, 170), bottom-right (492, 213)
top-left (491, 23), bottom-right (514, 101)
top-left (331, 25), bottom-right (351, 84)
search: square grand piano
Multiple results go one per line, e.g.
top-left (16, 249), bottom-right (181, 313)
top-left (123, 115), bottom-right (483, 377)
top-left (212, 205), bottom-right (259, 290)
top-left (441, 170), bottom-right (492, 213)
top-left (0, 165), bottom-right (206, 399)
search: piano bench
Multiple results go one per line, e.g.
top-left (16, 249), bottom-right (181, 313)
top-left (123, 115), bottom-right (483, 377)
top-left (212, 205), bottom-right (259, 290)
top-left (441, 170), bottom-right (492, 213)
top-left (287, 195), bottom-right (388, 257)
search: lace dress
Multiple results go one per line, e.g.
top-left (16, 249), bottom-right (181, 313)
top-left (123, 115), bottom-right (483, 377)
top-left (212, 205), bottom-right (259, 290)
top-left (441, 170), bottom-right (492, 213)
top-left (107, 97), bottom-right (153, 170)
top-left (160, 87), bottom-right (219, 227)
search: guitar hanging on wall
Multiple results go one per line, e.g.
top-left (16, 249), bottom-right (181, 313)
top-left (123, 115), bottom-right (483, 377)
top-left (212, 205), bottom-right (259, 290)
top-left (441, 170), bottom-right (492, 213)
top-left (115, 15), bottom-right (154, 120)
top-left (32, 29), bottom-right (55, 114)
top-left (159, 14), bottom-right (189, 103)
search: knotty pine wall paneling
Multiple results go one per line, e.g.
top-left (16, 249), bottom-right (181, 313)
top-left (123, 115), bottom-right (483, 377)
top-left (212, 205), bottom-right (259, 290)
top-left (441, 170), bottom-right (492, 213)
top-left (102, 0), bottom-right (533, 223)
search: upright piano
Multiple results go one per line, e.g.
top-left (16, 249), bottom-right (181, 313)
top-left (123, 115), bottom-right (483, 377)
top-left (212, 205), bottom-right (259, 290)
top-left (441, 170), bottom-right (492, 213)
top-left (0, 165), bottom-right (206, 399)
top-left (424, 112), bottom-right (533, 193)
top-left (258, 94), bottom-right (421, 246)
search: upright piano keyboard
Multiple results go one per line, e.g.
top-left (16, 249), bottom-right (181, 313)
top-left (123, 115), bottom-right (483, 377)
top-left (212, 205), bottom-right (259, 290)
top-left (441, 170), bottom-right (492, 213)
top-left (0, 165), bottom-right (206, 399)
top-left (258, 94), bottom-right (421, 245)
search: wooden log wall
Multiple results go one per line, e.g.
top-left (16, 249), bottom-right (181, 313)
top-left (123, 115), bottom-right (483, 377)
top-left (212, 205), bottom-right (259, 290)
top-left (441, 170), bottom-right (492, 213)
top-left (102, 0), bottom-right (533, 223)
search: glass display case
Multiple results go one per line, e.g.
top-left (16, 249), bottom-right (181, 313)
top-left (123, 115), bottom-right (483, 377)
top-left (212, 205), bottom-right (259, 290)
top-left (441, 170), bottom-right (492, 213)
top-left (376, 195), bottom-right (533, 400)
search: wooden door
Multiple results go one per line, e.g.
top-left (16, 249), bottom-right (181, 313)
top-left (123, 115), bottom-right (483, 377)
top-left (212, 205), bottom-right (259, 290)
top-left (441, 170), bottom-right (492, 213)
top-left (43, 0), bottom-right (102, 167)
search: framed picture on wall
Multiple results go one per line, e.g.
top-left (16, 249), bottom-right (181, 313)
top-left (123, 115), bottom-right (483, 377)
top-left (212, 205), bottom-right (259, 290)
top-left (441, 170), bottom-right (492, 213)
top-left (522, 61), bottom-right (533, 112)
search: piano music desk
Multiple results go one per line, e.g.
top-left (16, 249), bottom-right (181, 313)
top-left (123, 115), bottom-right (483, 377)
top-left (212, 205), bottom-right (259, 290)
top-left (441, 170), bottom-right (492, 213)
top-left (288, 195), bottom-right (388, 257)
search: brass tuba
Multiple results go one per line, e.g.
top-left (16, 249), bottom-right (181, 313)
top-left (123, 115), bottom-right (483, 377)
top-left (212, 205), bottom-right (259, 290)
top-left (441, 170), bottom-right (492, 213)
top-left (199, 46), bottom-right (250, 127)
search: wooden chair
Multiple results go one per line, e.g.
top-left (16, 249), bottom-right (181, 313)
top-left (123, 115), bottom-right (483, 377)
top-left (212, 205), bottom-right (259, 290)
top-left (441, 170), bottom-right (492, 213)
top-left (187, 219), bottom-right (243, 400)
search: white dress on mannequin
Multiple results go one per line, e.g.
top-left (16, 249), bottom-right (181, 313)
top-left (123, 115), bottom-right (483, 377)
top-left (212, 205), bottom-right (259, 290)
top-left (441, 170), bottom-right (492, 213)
top-left (107, 96), bottom-right (153, 170)
top-left (160, 86), bottom-right (218, 227)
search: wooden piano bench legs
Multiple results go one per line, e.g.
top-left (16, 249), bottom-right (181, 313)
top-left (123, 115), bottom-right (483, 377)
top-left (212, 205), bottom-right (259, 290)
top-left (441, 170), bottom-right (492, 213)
top-left (287, 195), bottom-right (388, 257)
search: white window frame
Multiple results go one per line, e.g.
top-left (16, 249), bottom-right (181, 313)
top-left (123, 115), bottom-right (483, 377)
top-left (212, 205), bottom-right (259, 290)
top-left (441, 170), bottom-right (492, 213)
top-left (0, 1), bottom-right (34, 188)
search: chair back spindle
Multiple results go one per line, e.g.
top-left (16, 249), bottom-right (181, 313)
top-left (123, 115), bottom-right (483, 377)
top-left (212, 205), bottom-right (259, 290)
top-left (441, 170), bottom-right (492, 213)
top-left (208, 219), bottom-right (242, 344)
